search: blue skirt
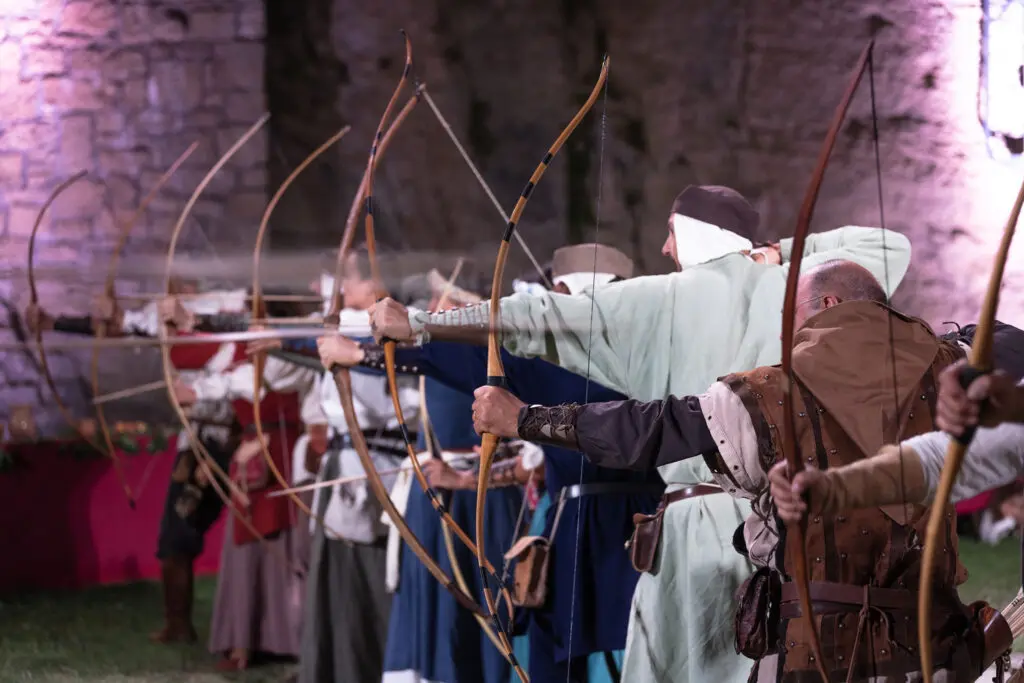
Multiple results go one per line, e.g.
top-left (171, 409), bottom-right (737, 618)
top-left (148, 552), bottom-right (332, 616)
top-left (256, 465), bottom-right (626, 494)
top-left (384, 483), bottom-right (523, 683)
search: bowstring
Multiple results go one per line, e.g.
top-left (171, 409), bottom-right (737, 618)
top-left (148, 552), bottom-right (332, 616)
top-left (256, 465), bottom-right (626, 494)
top-left (869, 45), bottom-right (897, 681)
top-left (565, 60), bottom-right (610, 683)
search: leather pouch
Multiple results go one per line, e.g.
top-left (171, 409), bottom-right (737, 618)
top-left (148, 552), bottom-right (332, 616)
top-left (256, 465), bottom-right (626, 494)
top-left (504, 535), bottom-right (551, 608)
top-left (629, 508), bottom-right (666, 573)
top-left (734, 566), bottom-right (781, 659)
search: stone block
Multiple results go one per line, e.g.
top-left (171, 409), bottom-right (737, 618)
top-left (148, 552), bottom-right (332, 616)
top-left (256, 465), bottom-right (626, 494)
top-left (148, 60), bottom-right (204, 112)
top-left (0, 40), bottom-right (21, 75)
top-left (8, 203), bottom-right (43, 238)
top-left (59, 0), bottom-right (117, 39)
top-left (59, 114), bottom-right (95, 167)
top-left (99, 147), bottom-right (151, 179)
top-left (41, 76), bottom-right (103, 112)
top-left (212, 42), bottom-right (264, 92)
top-left (190, 10), bottom-right (236, 41)
top-left (50, 177), bottom-right (106, 220)
top-left (0, 152), bottom-right (26, 191)
top-left (22, 44), bottom-right (66, 79)
top-left (0, 0), bottom-right (37, 21)
top-left (237, 5), bottom-right (265, 40)
top-left (101, 50), bottom-right (147, 83)
top-left (0, 72), bottom-right (40, 121)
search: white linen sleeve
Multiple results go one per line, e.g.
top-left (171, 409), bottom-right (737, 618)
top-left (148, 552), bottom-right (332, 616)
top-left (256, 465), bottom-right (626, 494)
top-left (697, 380), bottom-right (764, 499)
top-left (906, 424), bottom-right (1024, 505)
top-left (121, 302), bottom-right (160, 336)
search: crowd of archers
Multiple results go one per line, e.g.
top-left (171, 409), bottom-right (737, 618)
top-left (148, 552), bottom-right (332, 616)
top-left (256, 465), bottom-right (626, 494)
top-left (20, 182), bottom-right (1024, 683)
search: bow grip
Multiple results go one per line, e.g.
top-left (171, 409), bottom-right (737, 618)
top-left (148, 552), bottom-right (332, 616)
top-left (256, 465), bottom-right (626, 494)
top-left (953, 364), bottom-right (988, 446)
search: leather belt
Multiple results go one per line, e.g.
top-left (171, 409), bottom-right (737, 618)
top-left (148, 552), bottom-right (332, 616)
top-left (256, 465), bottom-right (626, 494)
top-left (779, 581), bottom-right (917, 618)
top-left (662, 484), bottom-right (723, 506)
top-left (561, 482), bottom-right (666, 500)
top-left (327, 433), bottom-right (410, 459)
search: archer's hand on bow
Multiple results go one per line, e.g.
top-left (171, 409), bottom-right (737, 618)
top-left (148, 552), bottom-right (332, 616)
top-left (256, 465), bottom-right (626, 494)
top-left (158, 296), bottom-right (195, 332)
top-left (317, 334), bottom-right (364, 369)
top-left (24, 303), bottom-right (54, 334)
top-left (368, 298), bottom-right (414, 343)
top-left (936, 359), bottom-right (1024, 437)
top-left (768, 461), bottom-right (830, 525)
top-left (422, 458), bottom-right (475, 490)
top-left (172, 377), bottom-right (198, 406)
top-left (246, 336), bottom-right (282, 356)
top-left (91, 295), bottom-right (125, 337)
top-left (471, 386), bottom-right (525, 438)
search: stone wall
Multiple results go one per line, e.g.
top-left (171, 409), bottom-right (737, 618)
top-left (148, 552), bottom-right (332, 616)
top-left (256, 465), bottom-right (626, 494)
top-left (0, 0), bottom-right (266, 434)
top-left (3, 0), bottom-right (1023, 437)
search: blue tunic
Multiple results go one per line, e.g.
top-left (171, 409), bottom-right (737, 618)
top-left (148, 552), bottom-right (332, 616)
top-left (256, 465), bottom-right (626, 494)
top-left (382, 377), bottom-right (521, 683)
top-left (381, 342), bottom-right (664, 673)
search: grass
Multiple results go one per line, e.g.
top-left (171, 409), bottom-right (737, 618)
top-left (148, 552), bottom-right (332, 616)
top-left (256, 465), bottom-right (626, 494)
top-left (0, 577), bottom-right (291, 683)
top-left (0, 537), bottom-right (1019, 681)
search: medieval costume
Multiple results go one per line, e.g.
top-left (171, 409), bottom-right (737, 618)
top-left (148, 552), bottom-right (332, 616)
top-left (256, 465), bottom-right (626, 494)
top-left (514, 300), bottom-right (1008, 682)
top-left (380, 377), bottom-right (522, 683)
top-left (184, 347), bottom-right (317, 670)
top-left (403, 185), bottom-right (911, 683)
top-left (50, 291), bottom-right (246, 644)
top-left (296, 309), bottom-right (417, 683)
top-left (359, 244), bottom-right (656, 683)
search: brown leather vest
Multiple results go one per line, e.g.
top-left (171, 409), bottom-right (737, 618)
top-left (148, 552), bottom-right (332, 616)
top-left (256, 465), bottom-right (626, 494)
top-left (710, 339), bottom-right (990, 681)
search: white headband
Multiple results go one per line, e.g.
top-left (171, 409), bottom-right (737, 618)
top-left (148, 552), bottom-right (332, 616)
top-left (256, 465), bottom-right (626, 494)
top-left (552, 272), bottom-right (617, 295)
top-left (670, 213), bottom-right (752, 269)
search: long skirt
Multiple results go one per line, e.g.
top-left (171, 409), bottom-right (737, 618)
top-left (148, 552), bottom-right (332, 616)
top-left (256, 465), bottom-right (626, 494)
top-left (207, 515), bottom-right (303, 657)
top-left (383, 485), bottom-right (523, 683)
top-left (298, 527), bottom-right (391, 683)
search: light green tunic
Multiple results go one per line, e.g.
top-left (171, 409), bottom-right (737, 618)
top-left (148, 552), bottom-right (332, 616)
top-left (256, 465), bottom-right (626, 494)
top-left (418, 227), bottom-right (911, 682)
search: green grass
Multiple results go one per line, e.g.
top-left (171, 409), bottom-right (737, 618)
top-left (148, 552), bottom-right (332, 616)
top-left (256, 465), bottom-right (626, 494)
top-left (0, 577), bottom-right (291, 683)
top-left (0, 537), bottom-right (1019, 681)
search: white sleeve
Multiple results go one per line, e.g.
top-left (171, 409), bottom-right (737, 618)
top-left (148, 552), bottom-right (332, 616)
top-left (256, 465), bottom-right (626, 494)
top-left (301, 375), bottom-right (329, 426)
top-left (191, 371), bottom-right (235, 402)
top-left (262, 354), bottom-right (317, 395)
top-left (291, 434), bottom-right (317, 484)
top-left (121, 302), bottom-right (159, 336)
top-left (906, 424), bottom-right (1024, 504)
top-left (697, 380), bottom-right (764, 499)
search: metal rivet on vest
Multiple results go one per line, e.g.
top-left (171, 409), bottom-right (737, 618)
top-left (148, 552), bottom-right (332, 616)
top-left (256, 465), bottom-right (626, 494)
top-left (837, 655), bottom-right (844, 662)
top-left (764, 375), bottom-right (770, 381)
top-left (789, 641), bottom-right (796, 647)
top-left (798, 412), bottom-right (806, 417)
top-left (861, 529), bottom-right (868, 535)
top-left (815, 556), bottom-right (822, 563)
top-left (880, 551), bottom-right (886, 558)
top-left (908, 411), bottom-right (914, 419)
top-left (881, 649), bottom-right (887, 656)
top-left (837, 516), bottom-right (846, 522)
top-left (921, 394), bottom-right (927, 401)
top-left (809, 656), bottom-right (816, 663)
top-left (818, 407), bottom-right (825, 414)
top-left (813, 516), bottom-right (821, 524)
top-left (777, 400), bottom-right (783, 406)
top-left (806, 456), bottom-right (814, 463)
top-left (768, 424), bottom-right (776, 430)
top-left (837, 621), bottom-right (844, 629)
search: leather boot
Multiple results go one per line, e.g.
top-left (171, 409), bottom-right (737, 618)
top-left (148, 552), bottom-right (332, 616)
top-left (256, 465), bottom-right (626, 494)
top-left (150, 555), bottom-right (198, 644)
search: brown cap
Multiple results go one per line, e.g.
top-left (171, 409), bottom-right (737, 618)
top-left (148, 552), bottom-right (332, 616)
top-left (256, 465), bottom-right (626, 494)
top-left (670, 185), bottom-right (760, 242)
top-left (551, 243), bottom-right (634, 281)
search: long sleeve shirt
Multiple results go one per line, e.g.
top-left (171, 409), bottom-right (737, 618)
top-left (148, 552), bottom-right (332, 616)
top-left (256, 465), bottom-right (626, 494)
top-left (410, 226), bottom-right (911, 488)
top-left (904, 416), bottom-right (1024, 505)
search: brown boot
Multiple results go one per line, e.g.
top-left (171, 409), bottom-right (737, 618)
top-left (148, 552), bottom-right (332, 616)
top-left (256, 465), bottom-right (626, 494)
top-left (150, 556), bottom-right (198, 644)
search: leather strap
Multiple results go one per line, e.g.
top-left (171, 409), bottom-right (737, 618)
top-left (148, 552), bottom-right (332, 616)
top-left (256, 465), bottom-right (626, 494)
top-left (663, 483), bottom-right (723, 506)
top-left (779, 580), bottom-right (917, 615)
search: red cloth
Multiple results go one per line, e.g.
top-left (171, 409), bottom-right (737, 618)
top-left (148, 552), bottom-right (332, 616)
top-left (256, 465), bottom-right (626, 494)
top-left (168, 332), bottom-right (229, 369)
top-left (0, 438), bottom-right (224, 595)
top-left (228, 392), bottom-right (301, 545)
top-left (955, 490), bottom-right (996, 516)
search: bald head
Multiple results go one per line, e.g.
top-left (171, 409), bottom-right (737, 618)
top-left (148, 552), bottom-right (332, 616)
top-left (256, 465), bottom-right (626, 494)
top-left (794, 260), bottom-right (887, 329)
